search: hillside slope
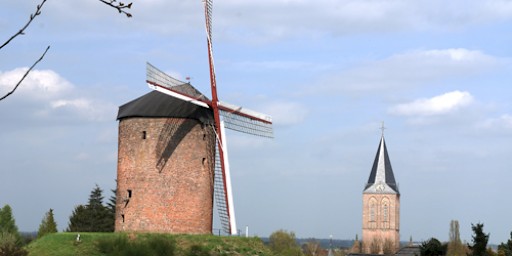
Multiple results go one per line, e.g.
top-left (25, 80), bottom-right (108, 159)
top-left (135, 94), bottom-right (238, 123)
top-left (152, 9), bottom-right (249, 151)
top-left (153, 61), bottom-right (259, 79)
top-left (26, 232), bottom-right (275, 256)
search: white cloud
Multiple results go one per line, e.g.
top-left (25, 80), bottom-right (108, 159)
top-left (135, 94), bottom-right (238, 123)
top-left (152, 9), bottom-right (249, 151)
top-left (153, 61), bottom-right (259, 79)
top-left (232, 60), bottom-right (316, 71)
top-left (258, 101), bottom-right (308, 126)
top-left (389, 90), bottom-right (474, 116)
top-left (315, 48), bottom-right (500, 94)
top-left (8, 0), bottom-right (512, 43)
top-left (419, 48), bottom-right (495, 62)
top-left (49, 98), bottom-right (115, 122)
top-left (0, 68), bottom-right (72, 100)
top-left (0, 68), bottom-right (115, 123)
top-left (211, 0), bottom-right (512, 41)
top-left (51, 99), bottom-right (90, 109)
top-left (478, 114), bottom-right (512, 131)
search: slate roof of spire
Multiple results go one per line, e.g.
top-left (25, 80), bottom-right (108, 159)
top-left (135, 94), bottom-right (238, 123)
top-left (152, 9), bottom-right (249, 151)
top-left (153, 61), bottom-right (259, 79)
top-left (117, 83), bottom-right (214, 124)
top-left (364, 135), bottom-right (399, 194)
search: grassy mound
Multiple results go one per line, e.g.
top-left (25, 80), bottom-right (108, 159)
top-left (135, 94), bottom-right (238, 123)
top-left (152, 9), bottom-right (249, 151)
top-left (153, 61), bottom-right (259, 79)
top-left (26, 232), bottom-right (274, 256)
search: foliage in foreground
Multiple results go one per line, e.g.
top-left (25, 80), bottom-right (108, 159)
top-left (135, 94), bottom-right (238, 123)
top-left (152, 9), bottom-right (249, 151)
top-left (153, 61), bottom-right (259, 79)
top-left (26, 232), bottom-right (274, 256)
top-left (0, 232), bottom-right (28, 256)
top-left (268, 229), bottom-right (304, 256)
top-left (97, 234), bottom-right (176, 256)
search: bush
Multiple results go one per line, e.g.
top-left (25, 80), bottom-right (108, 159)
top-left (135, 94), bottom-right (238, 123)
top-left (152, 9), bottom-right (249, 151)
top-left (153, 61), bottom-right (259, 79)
top-left (0, 232), bottom-right (28, 256)
top-left (420, 238), bottom-right (445, 256)
top-left (187, 244), bottom-right (211, 256)
top-left (96, 234), bottom-right (176, 256)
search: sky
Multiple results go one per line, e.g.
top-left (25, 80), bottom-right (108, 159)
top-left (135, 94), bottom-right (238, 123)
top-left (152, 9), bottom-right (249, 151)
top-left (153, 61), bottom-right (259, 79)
top-left (1, 0), bottom-right (512, 244)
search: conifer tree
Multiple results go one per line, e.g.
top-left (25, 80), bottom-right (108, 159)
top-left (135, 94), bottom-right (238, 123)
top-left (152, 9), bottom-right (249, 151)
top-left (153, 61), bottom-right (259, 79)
top-left (37, 209), bottom-right (58, 238)
top-left (498, 232), bottom-right (512, 256)
top-left (106, 188), bottom-right (116, 230)
top-left (86, 185), bottom-right (113, 232)
top-left (0, 205), bottom-right (20, 239)
top-left (67, 184), bottom-right (114, 232)
top-left (468, 223), bottom-right (489, 256)
top-left (67, 205), bottom-right (89, 232)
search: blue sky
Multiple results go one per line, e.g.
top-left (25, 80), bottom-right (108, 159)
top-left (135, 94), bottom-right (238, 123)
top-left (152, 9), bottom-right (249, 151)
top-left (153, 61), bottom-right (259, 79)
top-left (1, 0), bottom-right (512, 244)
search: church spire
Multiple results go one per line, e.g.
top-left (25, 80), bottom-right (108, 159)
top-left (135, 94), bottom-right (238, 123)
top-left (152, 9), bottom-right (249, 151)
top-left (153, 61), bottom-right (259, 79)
top-left (364, 127), bottom-right (399, 194)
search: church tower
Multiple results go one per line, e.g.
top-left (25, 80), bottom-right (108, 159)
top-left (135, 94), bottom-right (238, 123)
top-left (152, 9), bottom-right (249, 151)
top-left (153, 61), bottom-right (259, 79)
top-left (362, 133), bottom-right (400, 254)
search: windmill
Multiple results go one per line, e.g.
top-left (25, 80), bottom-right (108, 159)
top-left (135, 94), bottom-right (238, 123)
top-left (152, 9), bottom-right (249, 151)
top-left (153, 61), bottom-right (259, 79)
top-left (145, 0), bottom-right (273, 235)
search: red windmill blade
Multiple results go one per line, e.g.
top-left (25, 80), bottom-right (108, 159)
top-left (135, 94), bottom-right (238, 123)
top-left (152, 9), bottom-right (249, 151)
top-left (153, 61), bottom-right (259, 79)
top-left (202, 0), bottom-right (273, 235)
top-left (145, 0), bottom-right (272, 235)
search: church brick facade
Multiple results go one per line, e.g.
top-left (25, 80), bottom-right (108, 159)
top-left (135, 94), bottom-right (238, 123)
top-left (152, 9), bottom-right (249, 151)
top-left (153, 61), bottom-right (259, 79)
top-left (362, 135), bottom-right (400, 254)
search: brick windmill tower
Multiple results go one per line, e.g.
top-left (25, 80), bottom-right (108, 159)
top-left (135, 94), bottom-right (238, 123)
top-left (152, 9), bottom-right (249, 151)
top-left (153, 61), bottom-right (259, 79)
top-left (362, 126), bottom-right (400, 254)
top-left (114, 0), bottom-right (273, 235)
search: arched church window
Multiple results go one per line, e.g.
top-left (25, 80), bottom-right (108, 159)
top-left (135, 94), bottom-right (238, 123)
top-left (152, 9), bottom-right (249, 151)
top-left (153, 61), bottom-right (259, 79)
top-left (382, 198), bottom-right (390, 229)
top-left (369, 197), bottom-right (377, 229)
top-left (370, 205), bottom-right (375, 222)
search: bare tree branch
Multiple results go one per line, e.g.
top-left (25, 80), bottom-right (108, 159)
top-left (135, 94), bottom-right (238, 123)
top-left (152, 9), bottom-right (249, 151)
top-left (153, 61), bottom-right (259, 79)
top-left (0, 0), bottom-right (48, 50)
top-left (98, 0), bottom-right (133, 18)
top-left (1, 0), bottom-right (132, 101)
top-left (0, 46), bottom-right (50, 101)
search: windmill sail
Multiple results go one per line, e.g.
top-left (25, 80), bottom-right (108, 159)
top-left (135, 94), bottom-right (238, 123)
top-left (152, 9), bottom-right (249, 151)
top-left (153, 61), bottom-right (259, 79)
top-left (214, 142), bottom-right (230, 234)
top-left (147, 62), bottom-right (272, 138)
top-left (147, 62), bottom-right (186, 88)
top-left (144, 0), bottom-right (273, 236)
top-left (219, 102), bottom-right (273, 138)
top-left (145, 62), bottom-right (273, 235)
top-left (214, 121), bottom-right (236, 234)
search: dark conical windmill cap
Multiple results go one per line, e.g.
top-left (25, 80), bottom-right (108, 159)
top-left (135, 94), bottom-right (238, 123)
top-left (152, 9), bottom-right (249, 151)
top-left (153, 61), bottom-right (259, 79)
top-left (117, 83), bottom-right (214, 124)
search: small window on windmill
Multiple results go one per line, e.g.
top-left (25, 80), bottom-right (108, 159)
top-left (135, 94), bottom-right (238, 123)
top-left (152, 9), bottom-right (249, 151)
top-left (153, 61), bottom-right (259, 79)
top-left (202, 158), bottom-right (206, 166)
top-left (121, 214), bottom-right (125, 223)
top-left (127, 189), bottom-right (132, 198)
top-left (142, 131), bottom-right (147, 139)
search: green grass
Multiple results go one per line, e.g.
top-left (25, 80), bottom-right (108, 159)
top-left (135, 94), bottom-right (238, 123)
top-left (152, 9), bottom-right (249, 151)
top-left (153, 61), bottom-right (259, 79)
top-left (25, 232), bottom-right (275, 256)
top-left (26, 233), bottom-right (111, 256)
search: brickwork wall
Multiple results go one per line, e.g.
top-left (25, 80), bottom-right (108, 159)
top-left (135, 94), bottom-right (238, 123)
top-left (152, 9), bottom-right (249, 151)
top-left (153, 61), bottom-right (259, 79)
top-left (115, 117), bottom-right (216, 234)
top-left (362, 193), bottom-right (400, 254)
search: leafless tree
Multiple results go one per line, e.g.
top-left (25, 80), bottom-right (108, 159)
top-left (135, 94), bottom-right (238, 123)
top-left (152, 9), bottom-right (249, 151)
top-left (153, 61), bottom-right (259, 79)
top-left (98, 0), bottom-right (133, 17)
top-left (447, 220), bottom-right (466, 256)
top-left (370, 237), bottom-right (382, 254)
top-left (0, 0), bottom-right (132, 101)
top-left (304, 239), bottom-right (321, 256)
top-left (382, 238), bottom-right (395, 255)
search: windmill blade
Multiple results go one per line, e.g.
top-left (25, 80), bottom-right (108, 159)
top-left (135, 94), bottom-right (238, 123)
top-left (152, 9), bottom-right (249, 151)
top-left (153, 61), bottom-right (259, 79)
top-left (204, 0), bottom-right (213, 43)
top-left (147, 62), bottom-right (187, 89)
top-left (219, 101), bottom-right (273, 138)
top-left (146, 62), bottom-right (211, 108)
top-left (213, 121), bottom-right (237, 235)
top-left (214, 146), bottom-right (230, 234)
